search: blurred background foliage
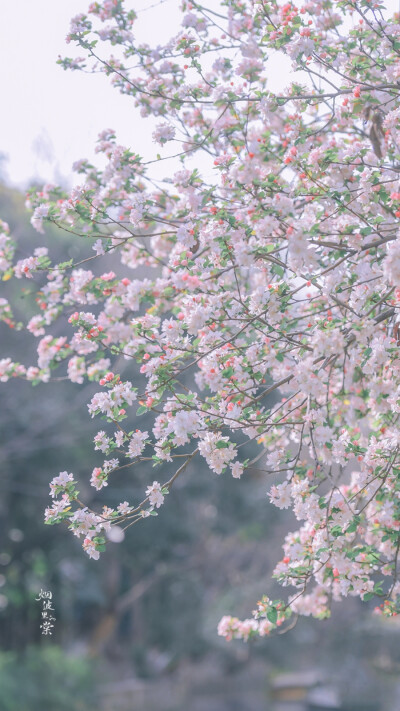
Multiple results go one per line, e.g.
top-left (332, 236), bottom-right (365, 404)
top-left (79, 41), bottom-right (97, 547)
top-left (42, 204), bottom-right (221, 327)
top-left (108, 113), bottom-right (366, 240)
top-left (1, 181), bottom-right (400, 710)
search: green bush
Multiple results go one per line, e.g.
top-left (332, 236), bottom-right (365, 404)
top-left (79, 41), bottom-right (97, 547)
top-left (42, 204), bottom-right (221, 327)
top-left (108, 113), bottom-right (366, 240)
top-left (0, 645), bottom-right (96, 711)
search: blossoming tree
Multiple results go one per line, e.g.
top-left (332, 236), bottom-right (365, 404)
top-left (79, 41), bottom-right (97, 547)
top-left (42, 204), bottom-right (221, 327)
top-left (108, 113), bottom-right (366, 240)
top-left (2, 0), bottom-right (400, 640)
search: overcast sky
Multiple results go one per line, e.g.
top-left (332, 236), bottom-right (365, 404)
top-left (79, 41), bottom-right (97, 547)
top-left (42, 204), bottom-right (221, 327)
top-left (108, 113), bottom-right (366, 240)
top-left (1, 0), bottom-right (398, 189)
top-left (0, 0), bottom-right (183, 188)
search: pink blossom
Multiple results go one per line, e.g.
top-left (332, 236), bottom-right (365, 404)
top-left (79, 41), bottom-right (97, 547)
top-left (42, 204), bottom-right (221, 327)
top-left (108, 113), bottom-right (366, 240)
top-left (145, 481), bottom-right (164, 509)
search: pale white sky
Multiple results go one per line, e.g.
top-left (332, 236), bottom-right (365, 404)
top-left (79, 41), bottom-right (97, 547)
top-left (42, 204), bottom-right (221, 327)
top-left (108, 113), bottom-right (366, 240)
top-left (0, 0), bottom-right (398, 189)
top-left (0, 0), bottom-right (183, 188)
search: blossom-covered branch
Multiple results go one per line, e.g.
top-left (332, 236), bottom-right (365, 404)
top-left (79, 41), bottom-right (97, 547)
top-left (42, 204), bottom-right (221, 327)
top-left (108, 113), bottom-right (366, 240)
top-left (3, 0), bottom-right (400, 639)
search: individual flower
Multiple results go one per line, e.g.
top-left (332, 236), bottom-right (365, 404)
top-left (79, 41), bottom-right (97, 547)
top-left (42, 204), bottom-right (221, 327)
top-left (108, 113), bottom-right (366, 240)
top-left (145, 481), bottom-right (164, 508)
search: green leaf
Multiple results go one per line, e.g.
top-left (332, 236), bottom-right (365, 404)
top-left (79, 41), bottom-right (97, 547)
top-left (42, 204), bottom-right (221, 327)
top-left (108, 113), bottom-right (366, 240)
top-left (363, 592), bottom-right (374, 601)
top-left (56, 259), bottom-right (73, 270)
top-left (272, 264), bottom-right (284, 277)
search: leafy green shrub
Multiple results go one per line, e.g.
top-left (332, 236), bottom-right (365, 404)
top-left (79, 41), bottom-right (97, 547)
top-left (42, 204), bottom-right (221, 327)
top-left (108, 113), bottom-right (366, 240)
top-left (0, 645), bottom-right (96, 711)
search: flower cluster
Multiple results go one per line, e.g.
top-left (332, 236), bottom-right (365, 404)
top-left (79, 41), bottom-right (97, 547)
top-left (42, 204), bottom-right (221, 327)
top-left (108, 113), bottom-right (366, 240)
top-left (3, 0), bottom-right (400, 632)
